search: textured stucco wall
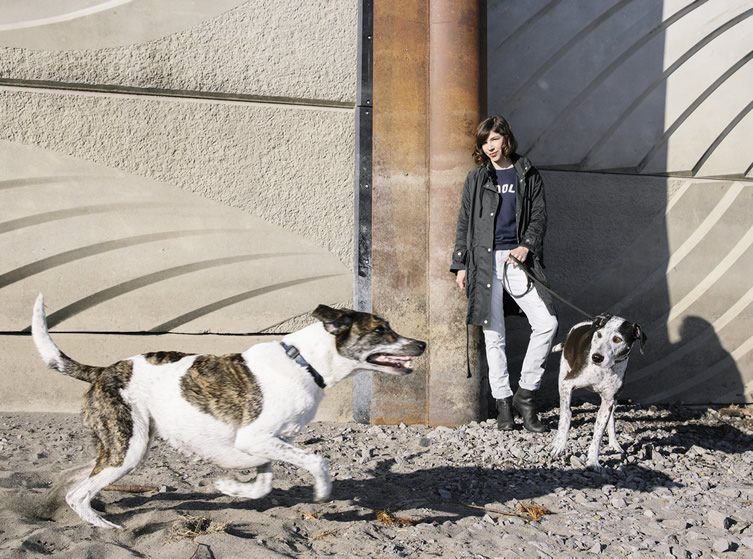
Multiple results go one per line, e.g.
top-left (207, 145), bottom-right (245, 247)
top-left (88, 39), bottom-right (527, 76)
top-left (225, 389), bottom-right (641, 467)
top-left (0, 0), bottom-right (358, 417)
top-left (487, 0), bottom-right (753, 404)
top-left (0, 90), bottom-right (355, 265)
top-left (0, 0), bottom-right (356, 102)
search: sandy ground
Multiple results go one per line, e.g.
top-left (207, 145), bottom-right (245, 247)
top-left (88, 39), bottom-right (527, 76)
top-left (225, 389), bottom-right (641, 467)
top-left (1, 405), bottom-right (753, 558)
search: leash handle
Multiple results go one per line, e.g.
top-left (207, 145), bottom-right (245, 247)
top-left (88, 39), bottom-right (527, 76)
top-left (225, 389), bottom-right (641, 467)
top-left (506, 254), bottom-right (593, 320)
top-left (502, 258), bottom-right (533, 298)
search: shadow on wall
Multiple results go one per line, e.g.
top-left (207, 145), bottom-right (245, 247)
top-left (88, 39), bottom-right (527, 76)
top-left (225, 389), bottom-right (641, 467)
top-left (485, 0), bottom-right (753, 406)
top-left (0, 142), bottom-right (351, 336)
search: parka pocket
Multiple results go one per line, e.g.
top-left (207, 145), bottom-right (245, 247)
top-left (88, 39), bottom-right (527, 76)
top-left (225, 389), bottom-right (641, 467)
top-left (466, 270), bottom-right (475, 298)
top-left (465, 249), bottom-right (477, 298)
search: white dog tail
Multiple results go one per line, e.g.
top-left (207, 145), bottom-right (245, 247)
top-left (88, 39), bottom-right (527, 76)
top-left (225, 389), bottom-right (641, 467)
top-left (32, 294), bottom-right (99, 383)
top-left (551, 342), bottom-right (563, 353)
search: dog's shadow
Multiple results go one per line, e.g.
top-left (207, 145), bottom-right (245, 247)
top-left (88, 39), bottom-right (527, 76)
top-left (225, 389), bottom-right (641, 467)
top-left (321, 460), bottom-right (680, 523)
top-left (106, 458), bottom-right (680, 526)
top-left (625, 406), bottom-right (753, 455)
top-left (549, 401), bottom-right (753, 456)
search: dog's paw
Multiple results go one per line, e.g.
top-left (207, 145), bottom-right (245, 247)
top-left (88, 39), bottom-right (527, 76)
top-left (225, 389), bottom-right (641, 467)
top-left (550, 438), bottom-right (567, 457)
top-left (609, 437), bottom-right (625, 454)
top-left (215, 477), bottom-right (273, 500)
top-left (313, 477), bottom-right (332, 502)
top-left (609, 441), bottom-right (624, 454)
top-left (585, 459), bottom-right (603, 472)
top-left (215, 478), bottom-right (244, 498)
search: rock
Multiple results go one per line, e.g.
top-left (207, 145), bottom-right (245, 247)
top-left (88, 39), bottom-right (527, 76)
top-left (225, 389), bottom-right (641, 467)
top-left (610, 497), bottom-right (628, 509)
top-left (711, 538), bottom-right (731, 553)
top-left (717, 487), bottom-right (741, 499)
top-left (730, 520), bottom-right (750, 535)
top-left (589, 542), bottom-right (604, 554)
top-left (509, 446), bottom-right (526, 459)
top-left (429, 426), bottom-right (453, 437)
top-left (707, 510), bottom-right (734, 530)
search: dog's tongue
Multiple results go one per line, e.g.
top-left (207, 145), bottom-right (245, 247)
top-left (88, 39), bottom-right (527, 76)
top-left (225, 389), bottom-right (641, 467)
top-left (372, 355), bottom-right (412, 368)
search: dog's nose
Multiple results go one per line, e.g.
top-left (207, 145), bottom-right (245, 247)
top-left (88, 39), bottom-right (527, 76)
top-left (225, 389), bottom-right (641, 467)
top-left (415, 340), bottom-right (427, 353)
top-left (591, 353), bottom-right (604, 364)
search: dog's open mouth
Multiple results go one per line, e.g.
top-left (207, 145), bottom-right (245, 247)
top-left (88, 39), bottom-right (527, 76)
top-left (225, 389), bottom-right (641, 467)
top-left (367, 353), bottom-right (415, 371)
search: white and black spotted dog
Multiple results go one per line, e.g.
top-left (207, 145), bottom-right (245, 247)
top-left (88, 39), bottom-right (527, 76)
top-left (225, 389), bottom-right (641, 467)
top-left (31, 294), bottom-right (425, 529)
top-left (550, 313), bottom-right (646, 469)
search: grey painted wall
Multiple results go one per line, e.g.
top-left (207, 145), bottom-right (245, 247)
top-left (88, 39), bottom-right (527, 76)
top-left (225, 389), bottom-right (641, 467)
top-left (0, 1), bottom-right (358, 416)
top-left (487, 0), bottom-right (753, 404)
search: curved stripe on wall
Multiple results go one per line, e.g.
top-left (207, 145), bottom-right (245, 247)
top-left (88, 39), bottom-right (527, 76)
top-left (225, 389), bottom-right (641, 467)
top-left (487, 0), bottom-right (753, 178)
top-left (0, 0), bottom-right (245, 50)
top-left (617, 180), bottom-right (753, 403)
top-left (0, 141), bottom-right (350, 333)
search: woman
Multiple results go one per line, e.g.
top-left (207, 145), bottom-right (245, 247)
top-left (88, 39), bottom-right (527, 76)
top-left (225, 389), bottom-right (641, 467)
top-left (450, 115), bottom-right (558, 433)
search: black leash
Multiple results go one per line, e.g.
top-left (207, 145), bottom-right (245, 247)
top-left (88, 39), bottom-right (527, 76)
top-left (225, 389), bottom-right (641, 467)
top-left (503, 255), bottom-right (593, 320)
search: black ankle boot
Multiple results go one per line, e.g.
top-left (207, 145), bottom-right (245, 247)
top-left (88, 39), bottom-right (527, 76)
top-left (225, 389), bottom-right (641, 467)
top-left (496, 397), bottom-right (515, 431)
top-left (512, 388), bottom-right (549, 433)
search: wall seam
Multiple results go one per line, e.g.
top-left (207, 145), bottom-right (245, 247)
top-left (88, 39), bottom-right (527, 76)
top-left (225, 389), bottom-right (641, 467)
top-left (0, 79), bottom-right (354, 110)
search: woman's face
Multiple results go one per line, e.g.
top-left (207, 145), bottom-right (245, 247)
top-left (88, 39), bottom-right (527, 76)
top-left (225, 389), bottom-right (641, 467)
top-left (482, 130), bottom-right (507, 165)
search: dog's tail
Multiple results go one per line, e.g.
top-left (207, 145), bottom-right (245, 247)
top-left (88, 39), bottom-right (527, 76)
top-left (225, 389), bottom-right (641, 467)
top-left (551, 342), bottom-right (563, 353)
top-left (32, 294), bottom-right (100, 383)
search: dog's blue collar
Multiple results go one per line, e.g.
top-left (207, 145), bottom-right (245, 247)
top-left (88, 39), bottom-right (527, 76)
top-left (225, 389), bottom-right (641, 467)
top-left (280, 342), bottom-right (326, 389)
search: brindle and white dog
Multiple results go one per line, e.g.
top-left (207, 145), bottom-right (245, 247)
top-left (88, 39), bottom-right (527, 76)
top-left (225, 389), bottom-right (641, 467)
top-left (31, 294), bottom-right (426, 529)
top-left (550, 313), bottom-right (646, 469)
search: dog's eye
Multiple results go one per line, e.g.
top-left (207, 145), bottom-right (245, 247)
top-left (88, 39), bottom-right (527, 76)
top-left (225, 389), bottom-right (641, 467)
top-left (613, 336), bottom-right (623, 343)
top-left (374, 325), bottom-right (387, 334)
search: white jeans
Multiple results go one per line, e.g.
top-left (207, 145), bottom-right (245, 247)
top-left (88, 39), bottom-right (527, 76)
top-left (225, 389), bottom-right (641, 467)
top-left (483, 250), bottom-right (558, 399)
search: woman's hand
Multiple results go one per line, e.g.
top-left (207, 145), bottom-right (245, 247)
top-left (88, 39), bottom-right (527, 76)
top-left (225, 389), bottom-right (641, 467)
top-left (507, 246), bottom-right (529, 266)
top-left (455, 269), bottom-right (466, 291)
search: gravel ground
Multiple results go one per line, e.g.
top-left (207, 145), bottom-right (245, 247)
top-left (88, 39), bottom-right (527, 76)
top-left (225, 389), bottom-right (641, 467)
top-left (1, 404), bottom-right (752, 558)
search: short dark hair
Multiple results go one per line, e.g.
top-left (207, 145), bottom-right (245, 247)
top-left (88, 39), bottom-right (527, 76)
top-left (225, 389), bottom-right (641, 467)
top-left (472, 115), bottom-right (518, 166)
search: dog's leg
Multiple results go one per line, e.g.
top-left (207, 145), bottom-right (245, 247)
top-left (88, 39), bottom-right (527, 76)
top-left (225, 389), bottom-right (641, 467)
top-left (606, 402), bottom-right (623, 453)
top-left (235, 435), bottom-right (331, 502)
top-left (550, 381), bottom-right (573, 457)
top-left (586, 396), bottom-right (613, 470)
top-left (67, 409), bottom-right (150, 529)
top-left (216, 462), bottom-right (273, 499)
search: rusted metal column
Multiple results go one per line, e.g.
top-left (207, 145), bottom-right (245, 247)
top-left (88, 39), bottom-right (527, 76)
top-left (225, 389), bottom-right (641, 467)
top-left (364, 1), bottom-right (430, 424)
top-left (360, 0), bottom-right (483, 425)
top-left (427, 1), bottom-right (484, 425)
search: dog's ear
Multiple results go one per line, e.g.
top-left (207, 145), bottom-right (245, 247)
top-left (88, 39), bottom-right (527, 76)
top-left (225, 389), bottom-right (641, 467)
top-left (312, 305), bottom-right (353, 335)
top-left (563, 324), bottom-right (594, 374)
top-left (634, 323), bottom-right (647, 354)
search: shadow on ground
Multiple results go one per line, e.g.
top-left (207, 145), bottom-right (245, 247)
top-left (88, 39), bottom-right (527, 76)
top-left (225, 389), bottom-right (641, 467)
top-left (104, 460), bottom-right (680, 526)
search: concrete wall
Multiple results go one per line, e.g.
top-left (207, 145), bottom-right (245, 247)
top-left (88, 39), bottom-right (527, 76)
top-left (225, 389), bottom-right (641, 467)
top-left (0, 1), bottom-right (357, 417)
top-left (487, 0), bottom-right (753, 404)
